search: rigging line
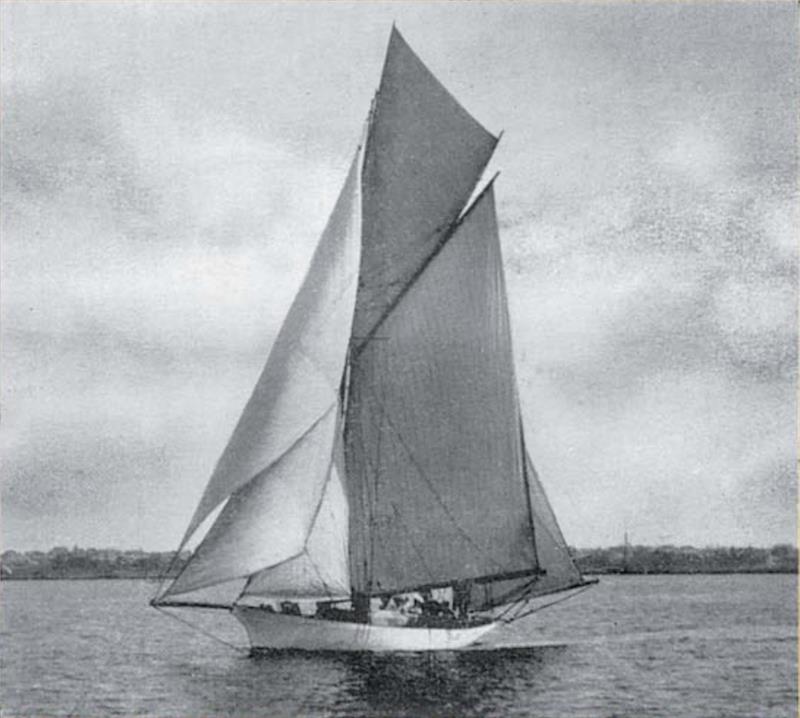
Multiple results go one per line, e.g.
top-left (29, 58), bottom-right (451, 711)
top-left (339, 345), bottom-right (353, 415)
top-left (527, 506), bottom-right (580, 571)
top-left (368, 390), bottom-right (513, 576)
top-left (369, 392), bottom-right (389, 590)
top-left (489, 576), bottom-right (542, 617)
top-left (495, 597), bottom-right (527, 622)
top-left (492, 575), bottom-right (548, 621)
top-left (496, 177), bottom-right (536, 564)
top-left (526, 459), bottom-right (571, 548)
top-left (500, 582), bottom-right (596, 624)
top-left (307, 548), bottom-right (338, 600)
top-left (153, 547), bottom-right (185, 603)
top-left (355, 390), bottom-right (384, 594)
top-left (295, 437), bottom-right (344, 599)
top-left (177, 400), bottom-right (338, 554)
top-left (153, 604), bottom-right (247, 654)
top-left (346, 384), bottom-right (382, 594)
top-left (505, 584), bottom-right (546, 622)
top-left (236, 549), bottom-right (309, 602)
top-left (525, 507), bottom-right (573, 565)
top-left (300, 437), bottom-right (340, 555)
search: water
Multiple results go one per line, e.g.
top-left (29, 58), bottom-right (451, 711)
top-left (1, 575), bottom-right (795, 717)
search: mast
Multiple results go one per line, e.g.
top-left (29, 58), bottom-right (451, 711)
top-left (623, 530), bottom-right (630, 573)
top-left (156, 27), bottom-right (590, 615)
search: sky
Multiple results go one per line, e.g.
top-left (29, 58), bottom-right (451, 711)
top-left (2, 2), bottom-right (796, 551)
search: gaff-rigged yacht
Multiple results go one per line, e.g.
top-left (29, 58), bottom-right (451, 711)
top-left (152, 27), bottom-right (595, 653)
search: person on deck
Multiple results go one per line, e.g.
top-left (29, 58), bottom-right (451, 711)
top-left (452, 580), bottom-right (472, 619)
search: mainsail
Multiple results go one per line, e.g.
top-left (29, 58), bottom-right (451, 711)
top-left (345, 183), bottom-right (538, 596)
top-left (159, 27), bottom-right (586, 614)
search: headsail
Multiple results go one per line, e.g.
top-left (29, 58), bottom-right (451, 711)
top-left (162, 408), bottom-right (340, 597)
top-left (344, 184), bottom-right (539, 596)
top-left (241, 439), bottom-right (350, 599)
top-left (159, 144), bottom-right (363, 599)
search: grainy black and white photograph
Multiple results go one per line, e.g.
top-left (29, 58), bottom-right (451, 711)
top-left (1, 2), bottom-right (797, 716)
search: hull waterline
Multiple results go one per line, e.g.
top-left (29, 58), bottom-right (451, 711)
top-left (232, 606), bottom-right (498, 652)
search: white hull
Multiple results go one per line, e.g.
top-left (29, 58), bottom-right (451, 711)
top-left (232, 606), bottom-right (498, 652)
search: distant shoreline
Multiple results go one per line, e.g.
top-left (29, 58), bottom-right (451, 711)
top-left (2, 544), bottom-right (796, 580)
top-left (1, 570), bottom-right (796, 582)
top-left (1, 575), bottom-right (166, 581)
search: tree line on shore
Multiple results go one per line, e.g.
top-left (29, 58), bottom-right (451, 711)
top-left (0, 547), bottom-right (191, 580)
top-left (1, 543), bottom-right (795, 580)
top-left (573, 543), bottom-right (796, 574)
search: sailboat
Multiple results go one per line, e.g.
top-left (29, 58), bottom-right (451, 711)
top-left (152, 27), bottom-right (596, 653)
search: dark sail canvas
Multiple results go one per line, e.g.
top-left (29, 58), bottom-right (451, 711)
top-left (153, 26), bottom-right (593, 651)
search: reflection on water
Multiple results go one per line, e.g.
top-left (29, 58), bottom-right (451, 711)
top-left (2, 576), bottom-right (796, 717)
top-left (251, 646), bottom-right (564, 716)
top-left (198, 645), bottom-right (570, 717)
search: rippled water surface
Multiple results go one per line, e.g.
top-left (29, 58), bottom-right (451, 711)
top-left (1, 575), bottom-right (795, 717)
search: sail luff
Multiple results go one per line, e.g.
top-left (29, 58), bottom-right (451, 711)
top-left (524, 452), bottom-right (582, 587)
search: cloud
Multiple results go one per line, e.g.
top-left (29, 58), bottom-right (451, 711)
top-left (2, 2), bottom-right (796, 550)
top-left (657, 125), bottom-right (731, 185)
top-left (1, 68), bottom-right (354, 549)
top-left (524, 368), bottom-right (794, 546)
top-left (761, 195), bottom-right (798, 260)
top-left (713, 275), bottom-right (796, 378)
top-left (2, 73), bottom-right (354, 357)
